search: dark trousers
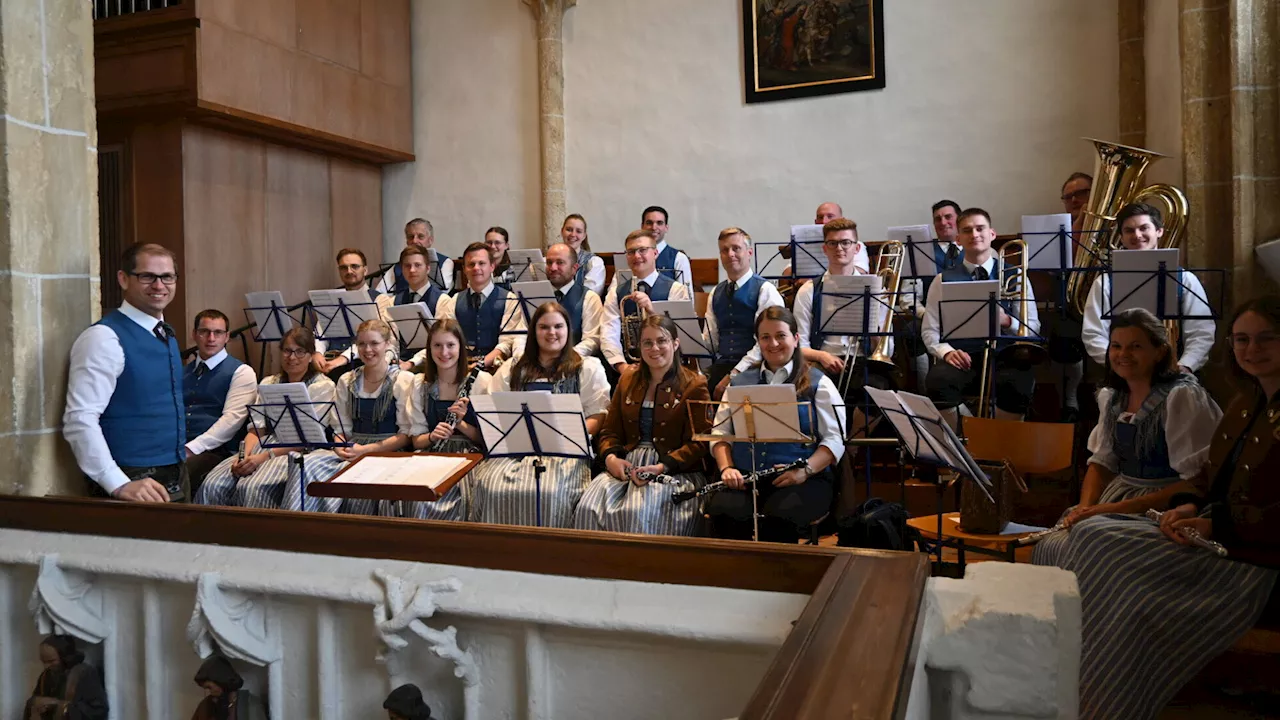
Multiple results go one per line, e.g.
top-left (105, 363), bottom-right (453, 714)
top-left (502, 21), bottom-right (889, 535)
top-left (895, 314), bottom-right (927, 359)
top-left (925, 354), bottom-right (1036, 415)
top-left (186, 449), bottom-right (231, 496)
top-left (88, 462), bottom-right (190, 503)
top-left (1045, 312), bottom-right (1085, 364)
top-left (706, 474), bottom-right (833, 543)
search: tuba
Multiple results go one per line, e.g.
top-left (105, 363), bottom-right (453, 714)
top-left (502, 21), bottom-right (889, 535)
top-left (1067, 139), bottom-right (1189, 319)
top-left (977, 239), bottom-right (1048, 417)
top-left (866, 240), bottom-right (904, 369)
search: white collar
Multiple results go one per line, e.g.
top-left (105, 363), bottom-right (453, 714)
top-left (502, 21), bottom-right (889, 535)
top-left (634, 270), bottom-right (661, 286)
top-left (962, 256), bottom-right (996, 275)
top-left (195, 348), bottom-right (229, 370)
top-left (120, 301), bottom-right (165, 332)
top-left (554, 279), bottom-right (577, 294)
top-left (407, 281), bottom-right (430, 296)
top-left (469, 281), bottom-right (495, 299)
top-left (762, 361), bottom-right (794, 382)
top-left (725, 268), bottom-right (755, 285)
top-left (657, 240), bottom-right (669, 252)
top-left (820, 266), bottom-right (858, 281)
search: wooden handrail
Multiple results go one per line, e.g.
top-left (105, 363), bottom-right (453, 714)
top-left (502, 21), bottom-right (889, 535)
top-left (0, 496), bottom-right (927, 718)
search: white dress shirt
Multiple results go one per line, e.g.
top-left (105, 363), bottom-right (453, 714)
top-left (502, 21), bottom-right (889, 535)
top-left (1087, 385), bottom-right (1222, 479)
top-left (489, 356), bottom-right (612, 418)
top-left (899, 241), bottom-right (960, 316)
top-left (553, 279), bottom-right (605, 358)
top-left (581, 255), bottom-right (607, 295)
top-left (184, 349), bottom-right (259, 456)
top-left (378, 255), bottom-right (454, 294)
top-left (709, 360), bottom-right (846, 463)
top-left (600, 270), bottom-right (693, 366)
top-left (406, 370), bottom-right (494, 437)
top-left (64, 301), bottom-right (177, 494)
top-left (1081, 271), bottom-right (1216, 371)
top-left (334, 367), bottom-right (417, 438)
top-left (408, 281), bottom-right (527, 366)
top-left (921, 255), bottom-right (1041, 360)
top-left (701, 269), bottom-right (785, 374)
top-left (794, 271), bottom-right (896, 360)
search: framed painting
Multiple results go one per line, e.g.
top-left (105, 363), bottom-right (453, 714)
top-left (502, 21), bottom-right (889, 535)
top-left (743, 0), bottom-right (886, 104)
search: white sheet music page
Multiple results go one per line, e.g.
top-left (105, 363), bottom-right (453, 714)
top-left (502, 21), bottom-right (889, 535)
top-left (511, 280), bottom-right (557, 320)
top-left (384, 302), bottom-right (433, 349)
top-left (790, 224), bottom-right (828, 278)
top-left (333, 455), bottom-right (470, 488)
top-left (819, 274), bottom-right (884, 336)
top-left (1020, 214), bottom-right (1074, 270)
top-left (888, 225), bottom-right (934, 278)
top-left (650, 299), bottom-right (711, 358)
top-left (1110, 249), bottom-right (1180, 318)
top-left (471, 392), bottom-right (590, 457)
top-left (722, 384), bottom-right (807, 442)
top-left (255, 382), bottom-right (328, 446)
top-left (245, 290), bottom-right (289, 341)
top-left (938, 279), bottom-right (1000, 342)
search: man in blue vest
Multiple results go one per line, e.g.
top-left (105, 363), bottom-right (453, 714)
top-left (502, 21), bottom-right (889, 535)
top-left (407, 242), bottom-right (525, 370)
top-left (1044, 172), bottom-right (1094, 423)
top-left (392, 245), bottom-right (448, 367)
top-left (543, 242), bottom-right (603, 358)
top-left (316, 248), bottom-right (392, 378)
top-left (921, 209), bottom-right (1041, 426)
top-left (602, 229), bottom-right (693, 374)
top-left (897, 200), bottom-right (965, 392)
top-left (705, 227), bottom-right (784, 396)
top-left (379, 218), bottom-right (454, 295)
top-left (183, 309), bottom-right (258, 490)
top-left (640, 206), bottom-right (695, 295)
top-left (64, 243), bottom-right (188, 502)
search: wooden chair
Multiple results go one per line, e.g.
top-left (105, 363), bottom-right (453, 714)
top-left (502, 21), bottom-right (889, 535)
top-left (909, 418), bottom-right (1075, 570)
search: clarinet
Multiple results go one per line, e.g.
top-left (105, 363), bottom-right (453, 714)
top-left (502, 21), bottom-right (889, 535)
top-left (428, 364), bottom-right (483, 452)
top-left (672, 459), bottom-right (806, 505)
top-left (635, 469), bottom-right (674, 484)
top-left (1144, 509), bottom-right (1228, 557)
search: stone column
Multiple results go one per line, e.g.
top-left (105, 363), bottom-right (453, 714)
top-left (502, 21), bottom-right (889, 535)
top-left (524, 0), bottom-right (576, 250)
top-left (1180, 0), bottom-right (1280, 306)
top-left (0, 0), bottom-right (99, 495)
top-left (1118, 0), bottom-right (1147, 148)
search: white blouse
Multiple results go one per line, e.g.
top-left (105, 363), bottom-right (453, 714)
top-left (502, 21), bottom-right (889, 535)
top-left (581, 255), bottom-right (606, 295)
top-left (1086, 384), bottom-right (1222, 480)
top-left (334, 367), bottom-right (416, 437)
top-left (489, 355), bottom-right (611, 417)
top-left (406, 369), bottom-right (495, 437)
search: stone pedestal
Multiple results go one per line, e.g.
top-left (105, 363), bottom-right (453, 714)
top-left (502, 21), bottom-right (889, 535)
top-left (524, 0), bottom-right (576, 249)
top-left (0, 0), bottom-right (99, 495)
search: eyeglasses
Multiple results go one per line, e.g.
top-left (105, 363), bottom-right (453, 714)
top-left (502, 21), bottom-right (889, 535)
top-left (355, 341), bottom-right (386, 350)
top-left (194, 328), bottom-right (228, 338)
top-left (625, 246), bottom-right (656, 256)
top-left (1060, 189), bottom-right (1091, 202)
top-left (128, 271), bottom-right (179, 286)
top-left (280, 348), bottom-right (310, 358)
top-left (337, 263), bottom-right (365, 271)
top-left (640, 337), bottom-right (673, 350)
top-left (1228, 332), bottom-right (1280, 350)
top-left (823, 239), bottom-right (856, 250)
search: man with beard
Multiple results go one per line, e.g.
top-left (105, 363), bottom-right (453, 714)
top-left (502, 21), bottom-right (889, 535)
top-left (543, 242), bottom-right (604, 358)
top-left (191, 655), bottom-right (267, 720)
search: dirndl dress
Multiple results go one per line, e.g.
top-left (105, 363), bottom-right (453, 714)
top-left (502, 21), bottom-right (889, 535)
top-left (376, 382), bottom-right (479, 522)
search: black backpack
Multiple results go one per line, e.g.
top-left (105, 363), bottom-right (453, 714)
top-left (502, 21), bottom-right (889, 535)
top-left (836, 498), bottom-right (921, 552)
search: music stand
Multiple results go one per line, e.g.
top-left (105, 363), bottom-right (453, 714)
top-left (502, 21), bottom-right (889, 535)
top-left (384, 303), bottom-right (435, 359)
top-left (309, 290), bottom-right (382, 355)
top-left (937, 279), bottom-right (1044, 418)
top-left (308, 451), bottom-right (483, 504)
top-left (506, 250), bottom-right (546, 284)
top-left (246, 387), bottom-right (350, 512)
top-left (1101, 253), bottom-right (1224, 359)
top-left (243, 291), bottom-right (305, 377)
top-left (692, 391), bottom-right (825, 542)
top-left (649, 299), bottom-right (714, 360)
top-left (510, 280), bottom-right (558, 323)
top-left (753, 237), bottom-right (827, 283)
top-left (470, 392), bottom-right (592, 527)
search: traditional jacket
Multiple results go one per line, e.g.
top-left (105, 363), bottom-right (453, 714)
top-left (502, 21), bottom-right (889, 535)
top-left (596, 367), bottom-right (710, 473)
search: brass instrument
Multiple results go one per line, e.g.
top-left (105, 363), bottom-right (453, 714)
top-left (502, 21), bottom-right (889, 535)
top-left (866, 240), bottom-right (904, 370)
top-left (621, 298), bottom-right (645, 363)
top-left (976, 239), bottom-right (1048, 418)
top-left (1067, 139), bottom-right (1189, 320)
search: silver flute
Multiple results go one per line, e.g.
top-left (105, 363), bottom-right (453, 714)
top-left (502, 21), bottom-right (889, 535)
top-left (1144, 509), bottom-right (1228, 557)
top-left (1016, 522), bottom-right (1067, 546)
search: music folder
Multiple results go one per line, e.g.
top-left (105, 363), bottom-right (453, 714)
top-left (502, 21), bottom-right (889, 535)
top-left (310, 452), bottom-right (483, 502)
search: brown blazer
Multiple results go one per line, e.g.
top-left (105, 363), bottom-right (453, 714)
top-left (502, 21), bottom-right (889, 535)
top-left (597, 367), bottom-right (711, 473)
top-left (1191, 388), bottom-right (1280, 565)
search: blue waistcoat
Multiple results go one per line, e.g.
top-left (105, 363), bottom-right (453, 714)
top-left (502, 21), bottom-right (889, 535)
top-left (919, 243), bottom-right (962, 304)
top-left (556, 282), bottom-right (588, 344)
top-left (574, 250), bottom-right (597, 291)
top-left (712, 274), bottom-right (765, 363)
top-left (393, 258), bottom-right (449, 293)
top-left (728, 365), bottom-right (824, 472)
top-left (656, 244), bottom-right (682, 284)
top-left (183, 355), bottom-right (246, 454)
top-left (455, 287), bottom-right (511, 356)
top-left (617, 274), bottom-right (675, 317)
top-left (1114, 422), bottom-right (1177, 480)
top-left (96, 310), bottom-right (185, 467)
top-left (938, 263), bottom-right (1020, 356)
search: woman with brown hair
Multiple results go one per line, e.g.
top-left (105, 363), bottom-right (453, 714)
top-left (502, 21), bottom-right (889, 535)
top-left (1033, 307), bottom-right (1220, 563)
top-left (574, 315), bottom-right (711, 535)
top-left (707, 306), bottom-right (845, 543)
top-left (467, 301), bottom-right (610, 527)
top-left (1033, 297), bottom-right (1280, 719)
top-left (561, 213), bottom-right (605, 295)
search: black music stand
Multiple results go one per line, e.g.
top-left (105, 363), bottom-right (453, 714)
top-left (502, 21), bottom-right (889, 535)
top-left (311, 295), bottom-right (381, 358)
top-left (243, 298), bottom-right (308, 377)
top-left (471, 398), bottom-right (592, 527)
top-left (246, 396), bottom-right (350, 512)
top-left (1101, 261), bottom-right (1224, 358)
top-left (384, 304), bottom-right (435, 361)
top-left (753, 238), bottom-right (827, 283)
top-left (937, 283), bottom-right (1044, 418)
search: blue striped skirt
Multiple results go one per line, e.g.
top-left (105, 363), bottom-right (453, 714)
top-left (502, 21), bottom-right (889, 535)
top-left (194, 453), bottom-right (294, 509)
top-left (1034, 474), bottom-right (1177, 565)
top-left (572, 444), bottom-right (706, 536)
top-left (466, 455), bottom-right (591, 528)
top-left (376, 436), bottom-right (474, 522)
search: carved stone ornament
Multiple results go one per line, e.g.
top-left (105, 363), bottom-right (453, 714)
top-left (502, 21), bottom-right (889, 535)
top-left (28, 554), bottom-right (108, 642)
top-left (187, 572), bottom-right (279, 665)
top-left (373, 569), bottom-right (478, 688)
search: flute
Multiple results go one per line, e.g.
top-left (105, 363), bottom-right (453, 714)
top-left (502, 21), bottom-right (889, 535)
top-left (1144, 509), bottom-right (1228, 557)
top-left (1017, 522), bottom-right (1066, 546)
top-left (672, 459), bottom-right (806, 505)
top-left (428, 364), bottom-right (483, 452)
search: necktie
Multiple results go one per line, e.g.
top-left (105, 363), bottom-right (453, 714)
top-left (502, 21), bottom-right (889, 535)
top-left (408, 291), bottom-right (418, 305)
top-left (469, 291), bottom-right (481, 311)
top-left (945, 244), bottom-right (959, 267)
top-left (971, 266), bottom-right (989, 281)
top-left (154, 323), bottom-right (171, 343)
top-left (728, 280), bottom-right (738, 295)
top-left (637, 281), bottom-right (650, 296)
top-left (194, 362), bottom-right (208, 379)
top-left (554, 289), bottom-right (565, 303)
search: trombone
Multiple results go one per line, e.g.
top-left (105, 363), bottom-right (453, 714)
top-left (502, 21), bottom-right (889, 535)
top-left (975, 239), bottom-right (1047, 417)
top-left (840, 240), bottom-right (904, 398)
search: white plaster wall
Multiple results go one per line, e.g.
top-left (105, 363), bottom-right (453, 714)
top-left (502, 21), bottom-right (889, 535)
top-left (385, 0), bottom-right (1119, 264)
top-left (1145, 0), bottom-right (1184, 186)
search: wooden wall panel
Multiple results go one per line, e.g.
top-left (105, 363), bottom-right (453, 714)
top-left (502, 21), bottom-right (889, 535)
top-left (297, 0), bottom-right (362, 71)
top-left (129, 120), bottom-right (188, 336)
top-left (329, 160), bottom-right (384, 264)
top-left (198, 0), bottom-right (297, 51)
top-left (197, 20), bottom-right (296, 125)
top-left (360, 0), bottom-right (411, 88)
top-left (264, 146), bottom-right (334, 310)
top-left (181, 126), bottom-right (267, 360)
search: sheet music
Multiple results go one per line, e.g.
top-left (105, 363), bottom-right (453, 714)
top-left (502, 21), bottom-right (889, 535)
top-left (894, 224), bottom-right (939, 278)
top-left (818, 274), bottom-right (884, 336)
top-left (790, 224), bottom-right (828, 278)
top-left (245, 290), bottom-right (290, 341)
top-left (331, 455), bottom-right (470, 488)
top-left (255, 382), bottom-right (329, 446)
top-left (308, 289), bottom-right (381, 340)
top-left (511, 280), bottom-right (558, 320)
top-left (1020, 213), bottom-right (1074, 270)
top-left (384, 302), bottom-right (434, 349)
top-left (471, 392), bottom-right (591, 457)
top-left (650, 299), bottom-right (711, 358)
top-left (507, 250), bottom-right (546, 283)
top-left (866, 387), bottom-right (937, 464)
top-left (1110, 249), bottom-right (1180, 318)
top-left (614, 268), bottom-right (634, 290)
top-left (938, 279), bottom-right (1000, 342)
top-left (721, 384), bottom-right (807, 442)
